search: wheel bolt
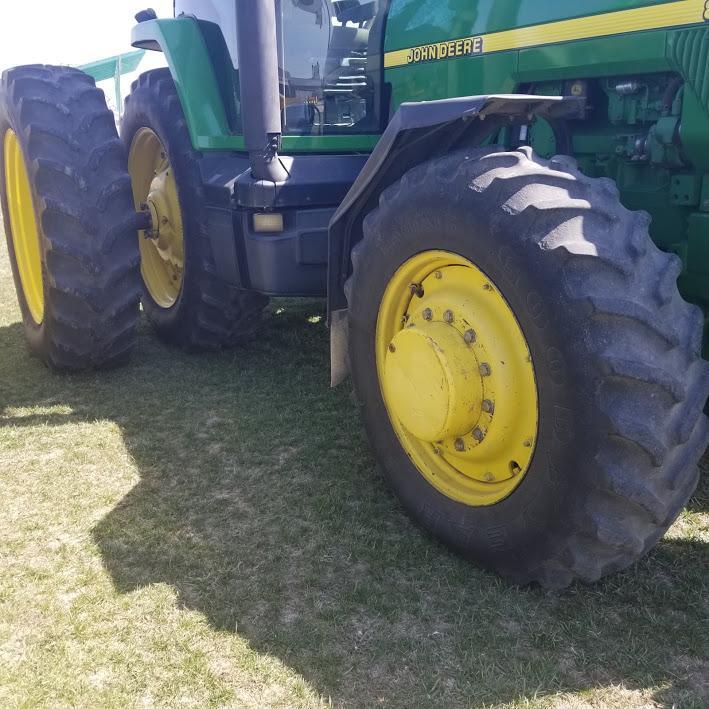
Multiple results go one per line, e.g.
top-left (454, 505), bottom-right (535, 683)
top-left (482, 399), bottom-right (494, 414)
top-left (479, 363), bottom-right (491, 377)
top-left (423, 308), bottom-right (433, 321)
top-left (410, 283), bottom-right (424, 297)
top-left (454, 438), bottom-right (465, 452)
top-left (388, 343), bottom-right (396, 353)
top-left (473, 427), bottom-right (484, 442)
top-left (434, 271), bottom-right (443, 280)
top-left (443, 310), bottom-right (454, 324)
top-left (464, 329), bottom-right (476, 344)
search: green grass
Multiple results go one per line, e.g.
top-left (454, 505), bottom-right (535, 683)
top-left (0, 232), bottom-right (707, 709)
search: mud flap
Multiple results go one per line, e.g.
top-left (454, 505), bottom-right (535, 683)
top-left (330, 308), bottom-right (349, 387)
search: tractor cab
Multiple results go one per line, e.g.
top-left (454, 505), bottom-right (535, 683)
top-left (174, 0), bottom-right (384, 138)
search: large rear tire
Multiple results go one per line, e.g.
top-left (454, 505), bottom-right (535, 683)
top-left (121, 69), bottom-right (267, 350)
top-left (0, 65), bottom-right (141, 370)
top-left (347, 146), bottom-right (709, 588)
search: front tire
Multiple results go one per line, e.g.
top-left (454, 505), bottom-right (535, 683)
top-left (347, 147), bottom-right (709, 588)
top-left (121, 69), bottom-right (267, 349)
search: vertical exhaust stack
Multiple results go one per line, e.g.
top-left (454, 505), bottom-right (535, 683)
top-left (235, 0), bottom-right (288, 183)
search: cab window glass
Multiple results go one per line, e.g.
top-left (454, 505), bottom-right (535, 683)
top-left (277, 0), bottom-right (382, 135)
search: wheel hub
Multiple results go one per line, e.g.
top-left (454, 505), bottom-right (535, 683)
top-left (128, 127), bottom-right (184, 309)
top-left (376, 252), bottom-right (539, 506)
top-left (384, 321), bottom-right (483, 442)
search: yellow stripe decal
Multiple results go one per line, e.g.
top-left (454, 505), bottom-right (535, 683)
top-left (384, 0), bottom-right (708, 68)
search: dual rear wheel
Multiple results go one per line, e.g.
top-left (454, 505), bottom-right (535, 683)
top-left (0, 66), bottom-right (265, 370)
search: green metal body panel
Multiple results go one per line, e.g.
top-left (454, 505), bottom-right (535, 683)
top-left (133, 1), bottom-right (709, 321)
top-left (380, 0), bottom-right (709, 313)
top-left (383, 0), bottom-right (679, 48)
top-left (132, 19), bottom-right (234, 148)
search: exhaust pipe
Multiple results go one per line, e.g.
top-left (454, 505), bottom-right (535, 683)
top-left (235, 0), bottom-right (288, 183)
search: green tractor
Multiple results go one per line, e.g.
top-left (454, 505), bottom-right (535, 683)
top-left (2, 0), bottom-right (708, 588)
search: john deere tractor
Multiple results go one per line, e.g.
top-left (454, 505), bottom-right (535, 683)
top-left (2, 0), bottom-right (709, 588)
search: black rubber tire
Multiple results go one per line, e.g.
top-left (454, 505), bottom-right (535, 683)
top-left (121, 69), bottom-right (267, 349)
top-left (347, 146), bottom-right (709, 589)
top-left (0, 65), bottom-right (141, 370)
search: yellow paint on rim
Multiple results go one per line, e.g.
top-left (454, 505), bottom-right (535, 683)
top-left (3, 129), bottom-right (44, 324)
top-left (384, 0), bottom-right (706, 68)
top-left (128, 127), bottom-right (184, 308)
top-left (376, 251), bottom-right (538, 506)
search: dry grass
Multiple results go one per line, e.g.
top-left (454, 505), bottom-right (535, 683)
top-left (0, 231), bottom-right (707, 708)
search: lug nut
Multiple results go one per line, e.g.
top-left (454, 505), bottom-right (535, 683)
top-left (432, 446), bottom-right (442, 456)
top-left (443, 310), bottom-right (454, 324)
top-left (473, 427), bottom-right (484, 442)
top-left (479, 363), bottom-right (491, 377)
top-left (454, 438), bottom-right (465, 452)
top-left (434, 271), bottom-right (443, 280)
top-left (464, 329), bottom-right (476, 344)
top-left (423, 308), bottom-right (433, 321)
top-left (523, 439), bottom-right (533, 448)
top-left (484, 472), bottom-right (495, 482)
top-left (388, 344), bottom-right (396, 353)
top-left (482, 399), bottom-right (494, 414)
top-left (410, 283), bottom-right (424, 297)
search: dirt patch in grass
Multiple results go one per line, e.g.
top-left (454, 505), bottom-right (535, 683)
top-left (0, 233), bottom-right (707, 708)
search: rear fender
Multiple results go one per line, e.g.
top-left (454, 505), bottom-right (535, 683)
top-left (328, 94), bottom-right (583, 386)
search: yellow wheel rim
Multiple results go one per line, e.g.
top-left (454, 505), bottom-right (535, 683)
top-left (4, 129), bottom-right (44, 324)
top-left (376, 251), bottom-right (539, 506)
top-left (128, 128), bottom-right (184, 308)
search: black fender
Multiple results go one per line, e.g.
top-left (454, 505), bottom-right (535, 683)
top-left (328, 94), bottom-right (583, 385)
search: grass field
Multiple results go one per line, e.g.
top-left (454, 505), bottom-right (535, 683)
top-left (0, 230), bottom-right (707, 709)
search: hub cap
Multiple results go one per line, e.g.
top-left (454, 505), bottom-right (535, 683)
top-left (376, 251), bottom-right (539, 506)
top-left (4, 129), bottom-right (44, 324)
top-left (128, 128), bottom-right (184, 308)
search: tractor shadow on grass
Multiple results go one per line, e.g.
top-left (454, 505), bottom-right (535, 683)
top-left (1, 307), bottom-right (708, 708)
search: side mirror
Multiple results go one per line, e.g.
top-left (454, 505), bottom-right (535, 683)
top-left (135, 8), bottom-right (158, 23)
